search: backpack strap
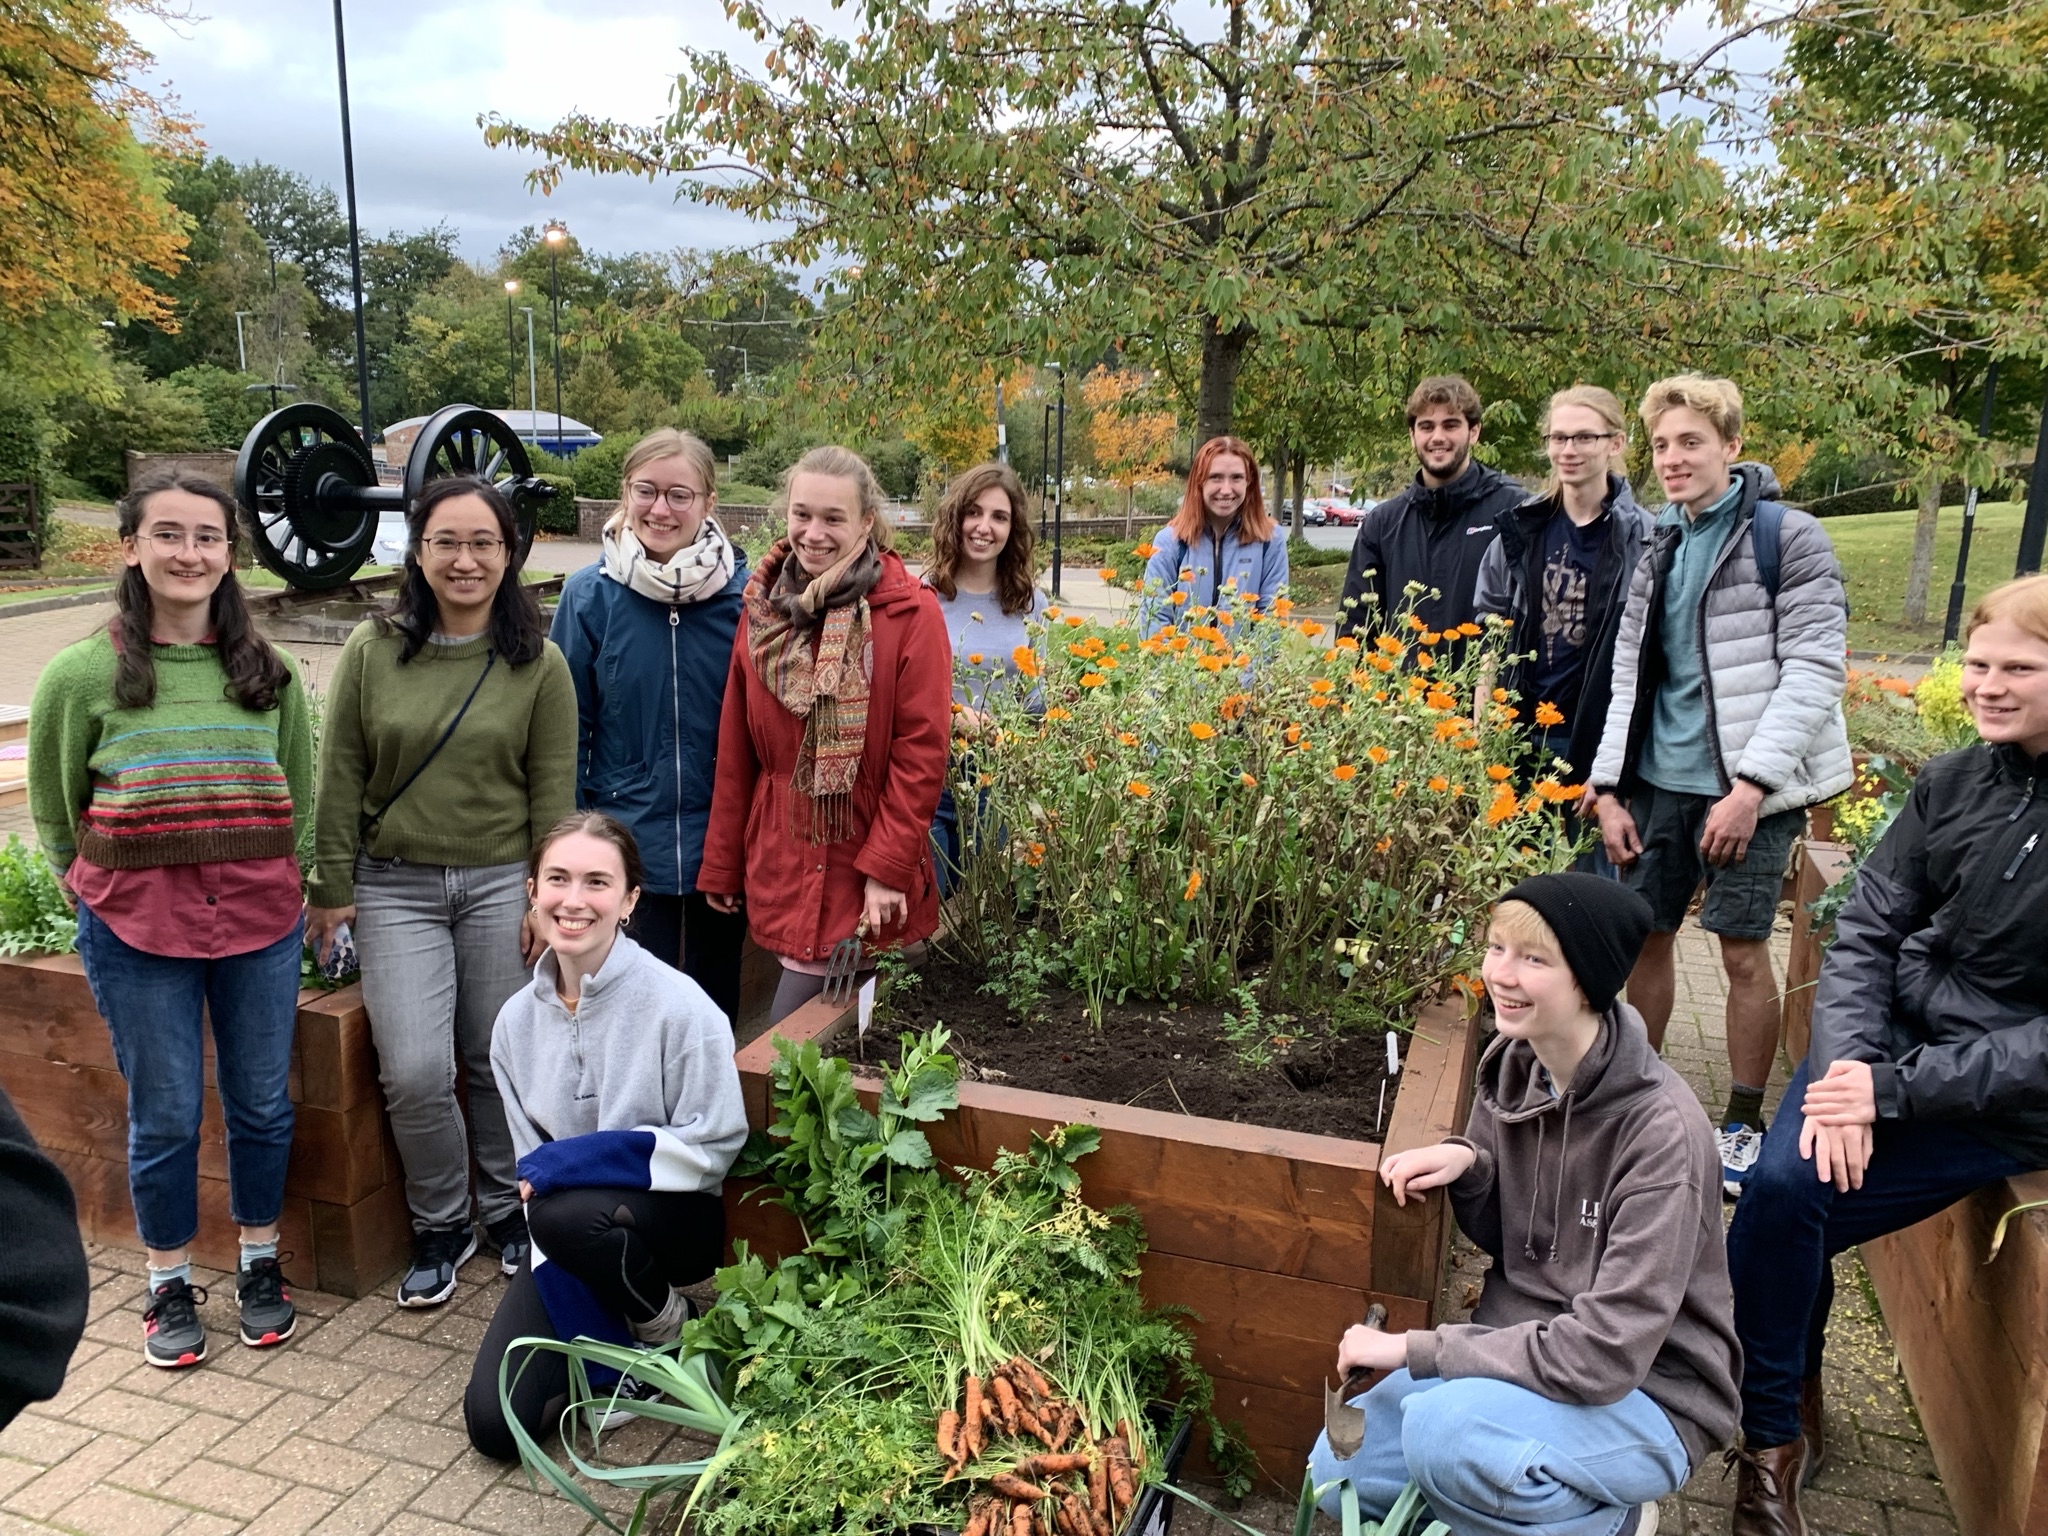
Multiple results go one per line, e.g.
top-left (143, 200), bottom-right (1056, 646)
top-left (1751, 500), bottom-right (1786, 601)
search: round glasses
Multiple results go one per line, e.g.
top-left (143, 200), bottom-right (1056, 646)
top-left (628, 482), bottom-right (705, 512)
top-left (422, 535), bottom-right (505, 559)
top-left (1545, 432), bottom-right (1619, 450)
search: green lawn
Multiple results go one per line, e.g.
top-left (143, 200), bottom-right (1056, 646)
top-left (1823, 499), bottom-right (2032, 654)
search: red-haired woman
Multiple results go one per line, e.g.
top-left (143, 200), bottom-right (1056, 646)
top-left (1139, 434), bottom-right (1289, 636)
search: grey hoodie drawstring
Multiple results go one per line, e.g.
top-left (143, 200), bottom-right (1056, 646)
top-left (1522, 1093), bottom-right (1576, 1264)
top-left (1522, 1116), bottom-right (1547, 1262)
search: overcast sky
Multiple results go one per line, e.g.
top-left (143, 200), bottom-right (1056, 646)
top-left (134, 1), bottom-right (1783, 268)
top-left (134, 0), bottom-right (774, 263)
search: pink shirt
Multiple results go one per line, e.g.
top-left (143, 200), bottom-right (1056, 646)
top-left (67, 854), bottom-right (303, 959)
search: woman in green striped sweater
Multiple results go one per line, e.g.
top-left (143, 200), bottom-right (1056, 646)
top-left (29, 474), bottom-right (313, 1371)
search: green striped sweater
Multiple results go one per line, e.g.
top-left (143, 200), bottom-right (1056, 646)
top-left (28, 631), bottom-right (313, 872)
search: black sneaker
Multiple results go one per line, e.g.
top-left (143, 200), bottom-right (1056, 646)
top-left (587, 1372), bottom-right (666, 1434)
top-left (396, 1224), bottom-right (478, 1308)
top-left (237, 1255), bottom-right (297, 1348)
top-left (142, 1277), bottom-right (208, 1369)
top-left (484, 1210), bottom-right (530, 1277)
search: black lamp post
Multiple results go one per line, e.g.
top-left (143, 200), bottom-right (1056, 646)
top-left (543, 221), bottom-right (568, 452)
top-left (331, 0), bottom-right (374, 448)
top-left (503, 280), bottom-right (520, 415)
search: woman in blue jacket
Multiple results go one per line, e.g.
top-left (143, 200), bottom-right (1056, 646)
top-left (1139, 434), bottom-right (1289, 636)
top-left (550, 429), bottom-right (749, 1025)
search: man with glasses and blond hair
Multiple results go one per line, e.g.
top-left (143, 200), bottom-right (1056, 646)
top-left (1338, 375), bottom-right (1525, 642)
top-left (1587, 376), bottom-right (1850, 1201)
top-left (1475, 385), bottom-right (1653, 804)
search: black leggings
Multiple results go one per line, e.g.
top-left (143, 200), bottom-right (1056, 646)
top-left (463, 1186), bottom-right (724, 1462)
top-left (626, 892), bottom-right (748, 1028)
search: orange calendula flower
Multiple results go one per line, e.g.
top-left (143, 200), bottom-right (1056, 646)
top-left (1309, 677), bottom-right (1335, 695)
top-left (1459, 622), bottom-right (1484, 637)
top-left (1118, 731), bottom-right (1139, 746)
top-left (1336, 636), bottom-right (1360, 652)
top-left (966, 652), bottom-right (984, 666)
top-left (1025, 842), bottom-right (1046, 867)
top-left (1332, 764), bottom-right (1359, 782)
top-left (1372, 689), bottom-right (1388, 702)
top-left (1219, 692), bottom-right (1251, 720)
top-left (1428, 775), bottom-right (1450, 793)
top-left (1183, 869), bottom-right (1203, 900)
top-left (1241, 772), bottom-right (1258, 788)
top-left (1454, 734), bottom-right (1480, 751)
top-left (1082, 753), bottom-right (1097, 770)
top-left (1045, 707), bottom-right (1072, 720)
top-left (1098, 567), bottom-right (1118, 582)
top-left (1115, 641), bottom-right (1131, 653)
top-left (1013, 646), bottom-right (1041, 679)
top-left (1487, 789), bottom-right (1521, 826)
top-left (1067, 642), bottom-right (1091, 658)
top-left (1126, 780), bottom-right (1153, 798)
top-left (1425, 689), bottom-right (1457, 712)
top-left (1045, 606), bottom-right (1063, 620)
top-left (1179, 567), bottom-right (1195, 582)
top-left (1189, 721), bottom-right (1217, 741)
top-left (1407, 614), bottom-right (1428, 632)
top-left (1273, 596), bottom-right (1296, 617)
top-left (1133, 542), bottom-right (1157, 558)
top-left (1486, 764), bottom-right (1513, 782)
top-left (1421, 630), bottom-right (1441, 645)
top-left (1192, 624), bottom-right (1224, 644)
top-left (1376, 635), bottom-right (1403, 654)
top-left (1079, 673), bottom-right (1107, 687)
top-left (1414, 650), bottom-right (1435, 670)
top-left (1369, 654), bottom-right (1396, 673)
top-left (1307, 696), bottom-right (1333, 710)
top-left (1169, 591), bottom-right (1189, 606)
top-left (1299, 621), bottom-right (1326, 639)
top-left (1367, 745), bottom-right (1390, 765)
top-left (1065, 615), bottom-right (1085, 627)
top-left (1435, 718), bottom-right (1464, 741)
top-left (1374, 835), bottom-right (1392, 854)
top-left (1285, 724), bottom-right (1304, 744)
top-left (1196, 654), bottom-right (1226, 673)
top-left (1097, 657), bottom-right (1118, 671)
top-left (1492, 687), bottom-right (1510, 704)
top-left (1534, 701), bottom-right (1565, 728)
top-left (978, 773), bottom-right (996, 788)
top-left (1169, 636), bottom-right (1192, 653)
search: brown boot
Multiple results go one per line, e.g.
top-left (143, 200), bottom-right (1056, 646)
top-left (1799, 1377), bottom-right (1826, 1485)
top-left (1730, 1441), bottom-right (1808, 1536)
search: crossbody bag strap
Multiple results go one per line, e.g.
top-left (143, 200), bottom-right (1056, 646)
top-left (359, 649), bottom-right (498, 841)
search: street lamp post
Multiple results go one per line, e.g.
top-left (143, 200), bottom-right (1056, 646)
top-left (543, 221), bottom-right (568, 452)
top-left (1943, 362), bottom-right (1999, 647)
top-left (518, 308), bottom-right (538, 446)
top-left (331, 0), bottom-right (374, 448)
top-left (503, 280), bottom-right (520, 416)
top-left (1046, 362), bottom-right (1066, 600)
top-left (233, 312), bottom-right (253, 373)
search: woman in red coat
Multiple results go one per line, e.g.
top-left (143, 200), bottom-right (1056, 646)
top-left (700, 446), bottom-right (952, 1022)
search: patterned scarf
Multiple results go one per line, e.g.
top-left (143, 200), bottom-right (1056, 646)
top-left (744, 537), bottom-right (882, 844)
top-left (600, 510), bottom-right (737, 606)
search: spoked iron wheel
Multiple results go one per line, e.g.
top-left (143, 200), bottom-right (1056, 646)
top-left (401, 406), bottom-right (547, 567)
top-left (233, 404), bottom-right (382, 591)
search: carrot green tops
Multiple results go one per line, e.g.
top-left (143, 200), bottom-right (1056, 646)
top-left (27, 630), bottom-right (313, 873)
top-left (308, 623), bottom-right (577, 907)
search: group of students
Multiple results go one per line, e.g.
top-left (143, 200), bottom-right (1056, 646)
top-left (12, 376), bottom-right (2047, 1536)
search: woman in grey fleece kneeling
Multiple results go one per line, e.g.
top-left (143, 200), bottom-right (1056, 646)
top-left (463, 813), bottom-right (747, 1462)
top-left (1309, 873), bottom-right (1740, 1536)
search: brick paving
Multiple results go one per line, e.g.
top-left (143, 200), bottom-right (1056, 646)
top-left (0, 593), bottom-right (1956, 1536)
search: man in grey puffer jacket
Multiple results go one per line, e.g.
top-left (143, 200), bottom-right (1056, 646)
top-left (1588, 376), bottom-right (1850, 1198)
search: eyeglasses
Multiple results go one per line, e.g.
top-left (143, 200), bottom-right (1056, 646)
top-left (143, 528), bottom-right (229, 551)
top-left (628, 482), bottom-right (705, 512)
top-left (422, 535), bottom-right (506, 559)
top-left (1545, 432), bottom-right (1619, 449)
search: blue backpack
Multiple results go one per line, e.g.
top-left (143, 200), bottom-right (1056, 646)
top-left (1752, 499), bottom-right (1850, 617)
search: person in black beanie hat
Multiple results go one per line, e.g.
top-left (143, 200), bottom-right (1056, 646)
top-left (1307, 873), bottom-right (1739, 1536)
top-left (0, 1084), bottom-right (89, 1430)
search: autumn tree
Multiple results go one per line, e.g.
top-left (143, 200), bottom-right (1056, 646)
top-left (0, 1), bottom-right (189, 382)
top-left (1081, 368), bottom-right (1179, 535)
top-left (486, 0), bottom-right (1776, 443)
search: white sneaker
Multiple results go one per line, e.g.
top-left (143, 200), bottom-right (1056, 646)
top-left (1718, 1124), bottom-right (1764, 1201)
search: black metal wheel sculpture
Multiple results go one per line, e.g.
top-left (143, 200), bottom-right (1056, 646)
top-left (233, 404), bottom-right (380, 591)
top-left (233, 402), bottom-right (554, 592)
top-left (401, 406), bottom-right (542, 568)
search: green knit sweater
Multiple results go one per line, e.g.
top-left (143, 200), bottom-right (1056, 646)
top-left (28, 631), bottom-right (313, 873)
top-left (309, 622), bottom-right (577, 906)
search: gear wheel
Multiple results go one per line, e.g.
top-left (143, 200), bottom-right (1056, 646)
top-left (279, 441), bottom-right (374, 553)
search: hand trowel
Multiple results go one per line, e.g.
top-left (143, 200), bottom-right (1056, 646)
top-left (1322, 1302), bottom-right (1389, 1460)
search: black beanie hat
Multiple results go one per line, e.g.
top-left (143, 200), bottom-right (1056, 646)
top-left (1496, 872), bottom-right (1654, 1013)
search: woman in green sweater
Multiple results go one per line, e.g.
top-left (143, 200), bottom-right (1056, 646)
top-left (307, 476), bottom-right (575, 1310)
top-left (29, 473), bottom-right (312, 1370)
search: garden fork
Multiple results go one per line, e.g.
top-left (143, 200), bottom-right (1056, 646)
top-left (822, 918), bottom-right (871, 1007)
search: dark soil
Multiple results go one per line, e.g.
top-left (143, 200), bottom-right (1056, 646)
top-left (841, 955), bottom-right (1402, 1143)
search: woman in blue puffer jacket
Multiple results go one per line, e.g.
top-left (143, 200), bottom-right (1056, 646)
top-left (550, 429), bottom-right (750, 1025)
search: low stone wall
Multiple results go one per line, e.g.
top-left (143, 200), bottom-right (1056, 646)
top-left (125, 450), bottom-right (237, 491)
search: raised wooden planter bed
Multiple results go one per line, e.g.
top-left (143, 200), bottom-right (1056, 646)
top-left (0, 953), bottom-right (410, 1297)
top-left (724, 990), bottom-right (1482, 1487)
top-left (1778, 837), bottom-right (1853, 1065)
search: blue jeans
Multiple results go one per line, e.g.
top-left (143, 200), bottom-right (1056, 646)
top-left (1727, 1061), bottom-right (2032, 1446)
top-left (75, 903), bottom-right (304, 1251)
top-left (930, 782), bottom-right (963, 900)
top-left (1308, 1370), bottom-right (1689, 1536)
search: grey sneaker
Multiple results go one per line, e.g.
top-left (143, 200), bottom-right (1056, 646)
top-left (484, 1210), bottom-right (530, 1277)
top-left (1718, 1123), bottom-right (1765, 1201)
top-left (142, 1277), bottom-right (208, 1369)
top-left (236, 1255), bottom-right (297, 1348)
top-left (396, 1225), bottom-right (478, 1308)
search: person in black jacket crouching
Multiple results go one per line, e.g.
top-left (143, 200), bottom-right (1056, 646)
top-left (0, 1084), bottom-right (89, 1430)
top-left (1725, 573), bottom-right (2048, 1536)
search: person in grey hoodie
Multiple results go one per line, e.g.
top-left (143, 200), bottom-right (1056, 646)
top-left (1309, 874), bottom-right (1740, 1536)
top-left (463, 813), bottom-right (747, 1463)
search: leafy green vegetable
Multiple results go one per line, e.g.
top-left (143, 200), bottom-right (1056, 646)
top-left (0, 836), bottom-right (75, 956)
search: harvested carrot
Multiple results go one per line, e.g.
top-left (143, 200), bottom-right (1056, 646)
top-left (1039, 1508), bottom-right (1059, 1536)
top-left (1115, 1419), bottom-right (1143, 1470)
top-left (1009, 1355), bottom-right (1056, 1402)
top-left (1014, 1451), bottom-right (1091, 1480)
top-left (1105, 1438), bottom-right (1135, 1513)
top-left (938, 1408), bottom-right (962, 1467)
top-left (1019, 1402), bottom-right (1056, 1448)
top-left (1047, 1403), bottom-right (1078, 1451)
top-left (990, 1473), bottom-right (1051, 1503)
top-left (1010, 1502), bottom-right (1032, 1536)
top-left (1088, 1449), bottom-right (1109, 1526)
top-left (964, 1375), bottom-right (985, 1458)
top-left (990, 1374), bottom-right (1022, 1434)
top-left (963, 1504), bottom-right (990, 1536)
top-left (1061, 1492), bottom-right (1093, 1536)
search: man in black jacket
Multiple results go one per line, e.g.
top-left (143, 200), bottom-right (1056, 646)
top-left (0, 1084), bottom-right (90, 1430)
top-left (1723, 574), bottom-right (2048, 1536)
top-left (1336, 376), bottom-right (1526, 643)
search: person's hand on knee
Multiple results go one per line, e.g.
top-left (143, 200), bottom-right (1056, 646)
top-left (1799, 1116), bottom-right (1872, 1191)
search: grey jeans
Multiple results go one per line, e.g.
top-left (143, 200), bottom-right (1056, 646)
top-left (352, 854), bottom-right (528, 1232)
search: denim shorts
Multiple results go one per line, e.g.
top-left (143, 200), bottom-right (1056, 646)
top-left (1622, 782), bottom-right (1801, 938)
